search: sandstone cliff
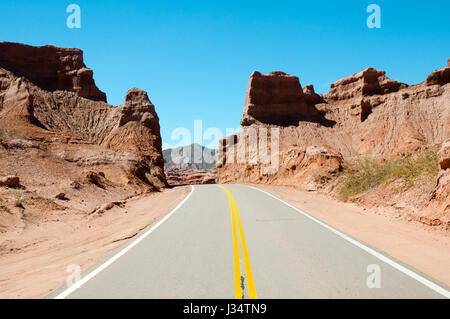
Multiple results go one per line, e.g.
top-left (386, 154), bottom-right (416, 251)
top-left (240, 71), bottom-right (332, 127)
top-left (0, 42), bottom-right (167, 215)
top-left (217, 61), bottom-right (450, 228)
top-left (0, 42), bottom-right (106, 102)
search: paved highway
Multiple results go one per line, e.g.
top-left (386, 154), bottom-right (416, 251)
top-left (49, 184), bottom-right (450, 299)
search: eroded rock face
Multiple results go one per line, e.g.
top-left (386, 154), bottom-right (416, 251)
top-left (120, 88), bottom-right (159, 128)
top-left (0, 44), bottom-right (167, 194)
top-left (0, 175), bottom-right (20, 187)
top-left (165, 168), bottom-right (216, 186)
top-left (438, 140), bottom-right (450, 170)
top-left (216, 62), bottom-right (450, 227)
top-left (302, 84), bottom-right (325, 105)
top-left (216, 129), bottom-right (343, 190)
top-left (326, 67), bottom-right (408, 101)
top-left (241, 71), bottom-right (329, 126)
top-left (0, 42), bottom-right (106, 102)
top-left (430, 140), bottom-right (450, 219)
top-left (217, 62), bottom-right (450, 202)
top-left (426, 58), bottom-right (450, 86)
top-left (102, 88), bottom-right (166, 190)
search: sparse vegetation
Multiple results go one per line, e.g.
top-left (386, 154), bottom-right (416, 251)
top-left (0, 194), bottom-right (8, 203)
top-left (337, 148), bottom-right (439, 200)
top-left (0, 122), bottom-right (33, 149)
top-left (0, 122), bottom-right (18, 143)
top-left (0, 122), bottom-right (13, 135)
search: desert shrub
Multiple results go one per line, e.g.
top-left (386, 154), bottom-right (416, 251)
top-left (0, 125), bottom-right (6, 143)
top-left (0, 195), bottom-right (7, 203)
top-left (338, 149), bottom-right (439, 200)
top-left (0, 122), bottom-right (17, 142)
top-left (0, 122), bottom-right (31, 147)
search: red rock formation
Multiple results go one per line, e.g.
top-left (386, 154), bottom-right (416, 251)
top-left (0, 44), bottom-right (167, 201)
top-left (220, 64), bottom-right (449, 169)
top-left (102, 88), bottom-right (166, 189)
top-left (0, 42), bottom-right (106, 102)
top-left (165, 168), bottom-right (216, 186)
top-left (326, 67), bottom-right (407, 101)
top-left (429, 140), bottom-right (450, 221)
top-left (217, 60), bottom-right (450, 226)
top-left (302, 84), bottom-right (325, 105)
top-left (241, 71), bottom-right (330, 127)
top-left (426, 58), bottom-right (450, 86)
top-left (438, 140), bottom-right (450, 170)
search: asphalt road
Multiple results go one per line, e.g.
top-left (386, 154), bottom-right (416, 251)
top-left (49, 184), bottom-right (450, 299)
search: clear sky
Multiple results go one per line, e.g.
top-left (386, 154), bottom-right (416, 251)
top-left (1, 0), bottom-right (449, 149)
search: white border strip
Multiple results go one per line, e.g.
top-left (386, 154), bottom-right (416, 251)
top-left (54, 185), bottom-right (196, 299)
top-left (248, 185), bottom-right (450, 298)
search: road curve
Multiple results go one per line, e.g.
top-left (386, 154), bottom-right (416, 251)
top-left (48, 184), bottom-right (450, 299)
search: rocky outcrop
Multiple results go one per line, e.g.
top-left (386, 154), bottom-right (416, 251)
top-left (102, 88), bottom-right (166, 189)
top-left (426, 58), bottom-right (450, 86)
top-left (0, 42), bottom-right (106, 102)
top-left (326, 67), bottom-right (407, 101)
top-left (302, 84), bottom-right (325, 105)
top-left (165, 168), bottom-right (216, 186)
top-left (241, 71), bottom-right (331, 127)
top-left (119, 88), bottom-right (159, 128)
top-left (438, 140), bottom-right (450, 170)
top-left (429, 140), bottom-right (450, 221)
top-left (0, 43), bottom-right (167, 205)
top-left (217, 60), bottom-right (450, 217)
top-left (0, 175), bottom-right (20, 187)
top-left (216, 129), bottom-right (343, 190)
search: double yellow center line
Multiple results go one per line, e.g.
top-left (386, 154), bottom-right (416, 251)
top-left (217, 185), bottom-right (257, 299)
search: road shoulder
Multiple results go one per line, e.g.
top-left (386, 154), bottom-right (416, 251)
top-left (254, 184), bottom-right (450, 287)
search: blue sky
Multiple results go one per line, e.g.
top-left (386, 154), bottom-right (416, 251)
top-left (1, 0), bottom-right (449, 148)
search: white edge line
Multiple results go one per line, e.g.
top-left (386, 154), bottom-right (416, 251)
top-left (54, 185), bottom-right (196, 299)
top-left (248, 185), bottom-right (450, 298)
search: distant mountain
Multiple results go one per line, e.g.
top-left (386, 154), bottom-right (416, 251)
top-left (163, 143), bottom-right (216, 170)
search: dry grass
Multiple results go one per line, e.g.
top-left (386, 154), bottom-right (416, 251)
top-left (338, 148), bottom-right (439, 200)
top-left (0, 194), bottom-right (8, 203)
top-left (0, 122), bottom-right (32, 148)
top-left (0, 122), bottom-right (18, 143)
